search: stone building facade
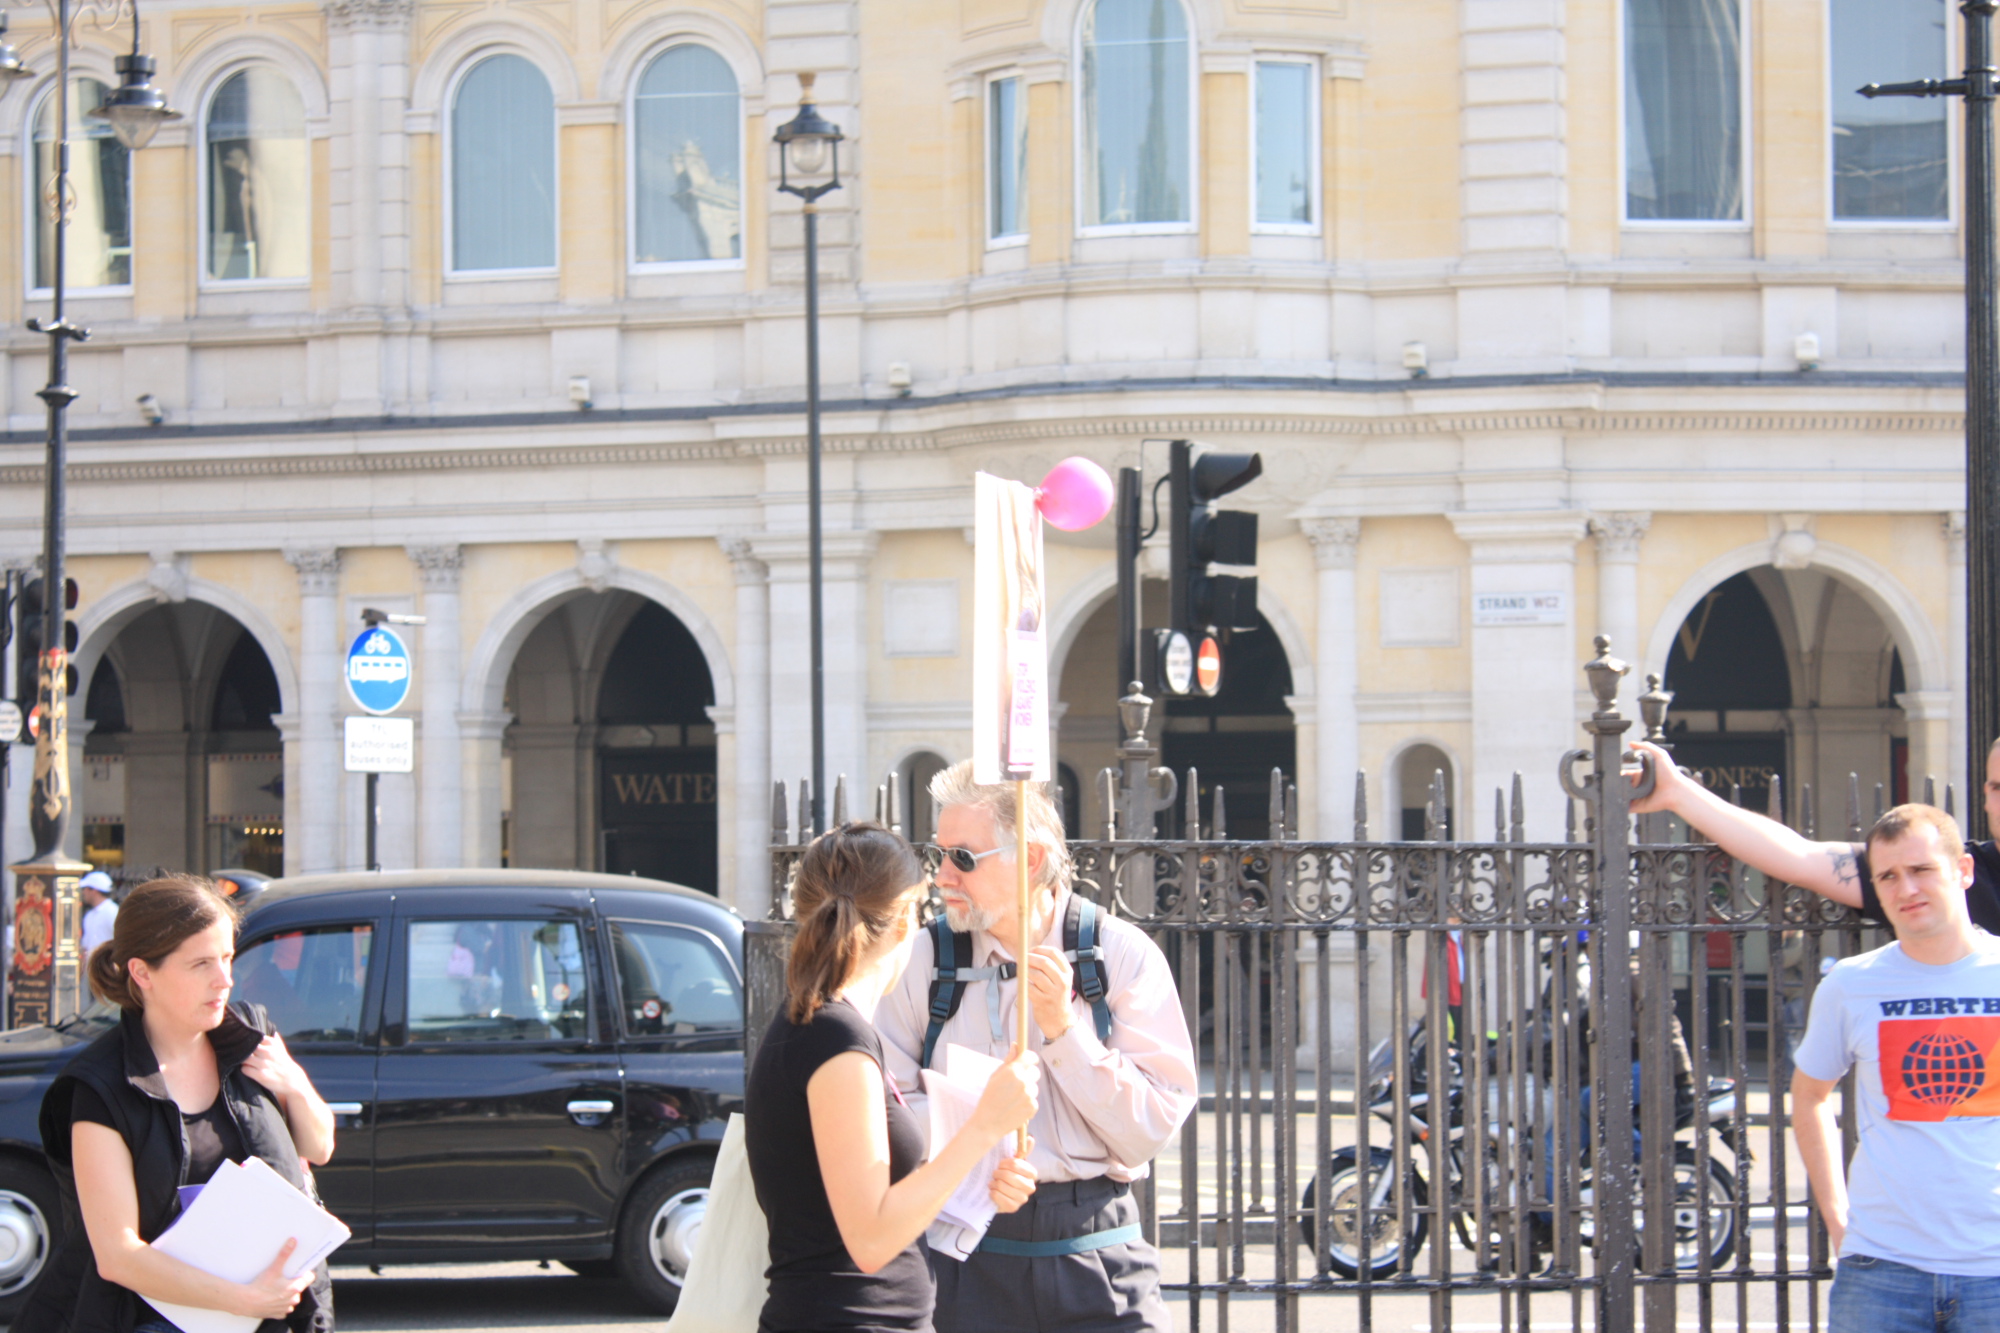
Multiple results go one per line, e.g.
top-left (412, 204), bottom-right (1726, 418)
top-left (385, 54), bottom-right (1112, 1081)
top-left (0, 0), bottom-right (1968, 936)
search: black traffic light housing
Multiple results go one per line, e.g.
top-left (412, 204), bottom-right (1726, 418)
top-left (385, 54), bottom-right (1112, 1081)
top-left (17, 576), bottom-right (79, 712)
top-left (1169, 439), bottom-right (1262, 636)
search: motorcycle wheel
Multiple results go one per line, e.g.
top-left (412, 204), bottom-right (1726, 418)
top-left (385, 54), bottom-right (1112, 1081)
top-left (1300, 1147), bottom-right (1428, 1280)
top-left (1577, 1146), bottom-right (1738, 1271)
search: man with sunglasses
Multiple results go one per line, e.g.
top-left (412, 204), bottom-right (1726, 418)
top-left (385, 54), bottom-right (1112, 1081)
top-left (874, 761), bottom-right (1196, 1333)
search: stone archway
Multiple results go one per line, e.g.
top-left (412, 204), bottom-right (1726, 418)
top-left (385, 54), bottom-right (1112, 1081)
top-left (501, 590), bottom-right (720, 893)
top-left (80, 600), bottom-right (285, 879)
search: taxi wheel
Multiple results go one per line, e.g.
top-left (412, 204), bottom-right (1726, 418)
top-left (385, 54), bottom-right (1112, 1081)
top-left (617, 1156), bottom-right (713, 1313)
top-left (0, 1156), bottom-right (60, 1322)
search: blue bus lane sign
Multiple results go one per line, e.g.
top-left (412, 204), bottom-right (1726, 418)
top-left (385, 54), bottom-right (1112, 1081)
top-left (346, 626), bottom-right (412, 714)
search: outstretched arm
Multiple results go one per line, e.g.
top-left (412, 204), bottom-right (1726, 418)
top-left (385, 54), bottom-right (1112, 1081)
top-left (1627, 740), bottom-right (1867, 909)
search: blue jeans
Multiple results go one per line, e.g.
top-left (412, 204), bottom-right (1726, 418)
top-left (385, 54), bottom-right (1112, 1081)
top-left (1830, 1253), bottom-right (2000, 1333)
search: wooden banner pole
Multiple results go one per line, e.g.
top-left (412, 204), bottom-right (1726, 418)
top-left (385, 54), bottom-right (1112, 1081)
top-left (1014, 777), bottom-right (1031, 1157)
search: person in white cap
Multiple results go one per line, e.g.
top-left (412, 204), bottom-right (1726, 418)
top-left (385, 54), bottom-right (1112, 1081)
top-left (78, 872), bottom-right (117, 960)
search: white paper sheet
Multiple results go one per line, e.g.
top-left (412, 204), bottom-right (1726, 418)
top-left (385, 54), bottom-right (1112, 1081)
top-left (922, 1044), bottom-right (1008, 1262)
top-left (146, 1156), bottom-right (351, 1333)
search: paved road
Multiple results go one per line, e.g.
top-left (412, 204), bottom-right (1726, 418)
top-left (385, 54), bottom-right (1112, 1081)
top-left (327, 1263), bottom-right (657, 1333)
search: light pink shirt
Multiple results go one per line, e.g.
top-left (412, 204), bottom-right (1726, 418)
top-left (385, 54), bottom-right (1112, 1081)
top-left (874, 889), bottom-right (1197, 1184)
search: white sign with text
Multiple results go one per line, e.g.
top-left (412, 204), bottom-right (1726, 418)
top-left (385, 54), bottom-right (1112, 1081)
top-left (344, 715), bottom-right (415, 773)
top-left (1471, 591), bottom-right (1567, 627)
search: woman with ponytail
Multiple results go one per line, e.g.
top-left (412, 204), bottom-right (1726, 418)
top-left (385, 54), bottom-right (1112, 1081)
top-left (746, 823), bottom-right (1040, 1333)
top-left (30, 876), bottom-right (335, 1333)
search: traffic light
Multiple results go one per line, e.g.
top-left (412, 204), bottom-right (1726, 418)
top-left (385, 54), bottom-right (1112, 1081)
top-left (17, 577), bottom-right (78, 713)
top-left (1169, 438), bottom-right (1262, 637)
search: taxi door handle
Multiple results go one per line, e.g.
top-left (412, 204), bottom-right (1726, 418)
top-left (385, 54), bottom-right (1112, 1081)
top-left (567, 1099), bottom-right (616, 1118)
top-left (325, 1102), bottom-right (365, 1117)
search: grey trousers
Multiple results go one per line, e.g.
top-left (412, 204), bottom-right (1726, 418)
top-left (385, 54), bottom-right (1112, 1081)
top-left (932, 1178), bottom-right (1171, 1333)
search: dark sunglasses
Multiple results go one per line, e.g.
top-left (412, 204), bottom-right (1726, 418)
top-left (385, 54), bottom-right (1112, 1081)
top-left (926, 844), bottom-right (1005, 874)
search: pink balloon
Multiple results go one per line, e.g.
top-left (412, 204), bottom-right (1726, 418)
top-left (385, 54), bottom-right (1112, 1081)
top-left (1035, 457), bottom-right (1115, 531)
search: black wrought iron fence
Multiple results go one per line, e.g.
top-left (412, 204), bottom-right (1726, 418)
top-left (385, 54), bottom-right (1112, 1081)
top-left (751, 647), bottom-right (1909, 1333)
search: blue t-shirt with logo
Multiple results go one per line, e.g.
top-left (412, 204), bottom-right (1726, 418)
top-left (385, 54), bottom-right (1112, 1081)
top-left (1794, 934), bottom-right (2000, 1275)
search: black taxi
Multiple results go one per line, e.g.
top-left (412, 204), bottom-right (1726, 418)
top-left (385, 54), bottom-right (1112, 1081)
top-left (0, 869), bottom-right (746, 1317)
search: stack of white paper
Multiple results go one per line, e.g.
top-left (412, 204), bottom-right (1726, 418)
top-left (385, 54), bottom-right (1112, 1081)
top-left (922, 1044), bottom-right (1010, 1262)
top-left (147, 1156), bottom-right (351, 1333)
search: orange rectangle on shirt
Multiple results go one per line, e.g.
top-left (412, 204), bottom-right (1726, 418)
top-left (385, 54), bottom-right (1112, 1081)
top-left (1879, 1017), bottom-right (2000, 1121)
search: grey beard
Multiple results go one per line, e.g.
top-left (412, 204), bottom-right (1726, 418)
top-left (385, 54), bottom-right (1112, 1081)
top-left (942, 901), bottom-right (1001, 933)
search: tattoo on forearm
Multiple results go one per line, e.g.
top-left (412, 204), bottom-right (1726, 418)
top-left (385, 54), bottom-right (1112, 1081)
top-left (1827, 848), bottom-right (1860, 890)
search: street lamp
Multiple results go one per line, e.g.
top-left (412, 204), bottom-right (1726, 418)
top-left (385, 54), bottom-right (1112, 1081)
top-left (1860, 2), bottom-right (1998, 833)
top-left (0, 0), bottom-right (175, 1024)
top-left (773, 73), bottom-right (842, 836)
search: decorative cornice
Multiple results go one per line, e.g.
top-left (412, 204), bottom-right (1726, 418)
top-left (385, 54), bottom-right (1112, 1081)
top-left (1299, 517), bottom-right (1361, 571)
top-left (1588, 511), bottom-right (1652, 563)
top-left (407, 543), bottom-right (463, 592)
top-left (1355, 691), bottom-right (1473, 725)
top-left (1446, 510), bottom-right (1591, 563)
top-left (283, 546), bottom-right (340, 594)
top-left (0, 409), bottom-right (1968, 489)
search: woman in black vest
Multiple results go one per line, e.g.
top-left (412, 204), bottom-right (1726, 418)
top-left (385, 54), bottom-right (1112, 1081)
top-left (36, 875), bottom-right (336, 1333)
top-left (746, 823), bottom-right (1040, 1333)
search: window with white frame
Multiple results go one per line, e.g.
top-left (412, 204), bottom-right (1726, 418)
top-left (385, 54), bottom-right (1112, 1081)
top-left (1080, 0), bottom-right (1190, 229)
top-left (1830, 0), bottom-right (1948, 221)
top-left (1253, 59), bottom-right (1314, 230)
top-left (450, 54), bottom-right (556, 272)
top-left (1623, 0), bottom-right (1744, 222)
top-left (31, 78), bottom-right (130, 290)
top-left (205, 68), bottom-right (310, 281)
top-left (987, 75), bottom-right (1027, 243)
top-left (632, 44), bottom-right (741, 265)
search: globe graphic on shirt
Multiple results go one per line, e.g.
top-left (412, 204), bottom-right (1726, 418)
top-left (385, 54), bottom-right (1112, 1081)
top-left (1902, 1032), bottom-right (1987, 1108)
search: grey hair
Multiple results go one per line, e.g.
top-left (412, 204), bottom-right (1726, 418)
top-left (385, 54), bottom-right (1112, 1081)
top-left (927, 760), bottom-right (1073, 894)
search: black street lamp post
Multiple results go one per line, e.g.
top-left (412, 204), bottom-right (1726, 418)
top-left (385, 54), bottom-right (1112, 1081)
top-left (773, 73), bottom-right (842, 836)
top-left (1862, 1), bottom-right (1999, 832)
top-left (0, 0), bottom-right (174, 1025)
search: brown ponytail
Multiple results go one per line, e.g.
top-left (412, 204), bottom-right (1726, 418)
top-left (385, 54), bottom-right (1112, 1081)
top-left (88, 875), bottom-right (237, 1010)
top-left (785, 822), bottom-right (923, 1024)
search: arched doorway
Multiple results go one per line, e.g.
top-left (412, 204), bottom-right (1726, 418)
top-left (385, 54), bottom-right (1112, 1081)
top-left (504, 592), bottom-right (718, 893)
top-left (1663, 568), bottom-right (1907, 820)
top-left (1392, 743), bottom-right (1455, 840)
top-left (1054, 581), bottom-right (1297, 839)
top-left (81, 603), bottom-right (285, 879)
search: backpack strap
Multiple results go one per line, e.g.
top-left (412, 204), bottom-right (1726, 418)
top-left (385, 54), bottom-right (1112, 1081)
top-left (1064, 895), bottom-right (1115, 1043)
top-left (922, 919), bottom-right (1015, 1069)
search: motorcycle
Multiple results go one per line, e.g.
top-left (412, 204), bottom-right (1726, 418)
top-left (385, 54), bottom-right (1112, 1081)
top-left (1302, 1017), bottom-right (1748, 1279)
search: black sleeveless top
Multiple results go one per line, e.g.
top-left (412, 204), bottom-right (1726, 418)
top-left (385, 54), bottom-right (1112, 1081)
top-left (746, 998), bottom-right (932, 1333)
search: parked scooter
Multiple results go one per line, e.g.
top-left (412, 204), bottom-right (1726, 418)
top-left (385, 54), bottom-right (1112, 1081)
top-left (1302, 1017), bottom-right (1747, 1279)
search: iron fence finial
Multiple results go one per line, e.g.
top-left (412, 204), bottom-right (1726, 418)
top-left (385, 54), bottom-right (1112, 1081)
top-left (771, 780), bottom-right (789, 844)
top-left (1353, 770), bottom-right (1368, 840)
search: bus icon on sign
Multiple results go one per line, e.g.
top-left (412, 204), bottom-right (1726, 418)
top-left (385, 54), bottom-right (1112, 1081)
top-left (345, 626), bottom-right (412, 714)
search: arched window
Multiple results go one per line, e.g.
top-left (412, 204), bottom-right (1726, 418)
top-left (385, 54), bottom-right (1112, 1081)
top-left (204, 68), bottom-right (309, 281)
top-left (450, 54), bottom-right (556, 272)
top-left (31, 78), bottom-right (131, 290)
top-left (1080, 0), bottom-right (1190, 229)
top-left (632, 45), bottom-right (741, 265)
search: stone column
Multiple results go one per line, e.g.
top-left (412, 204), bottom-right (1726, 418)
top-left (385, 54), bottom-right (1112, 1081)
top-left (1948, 511), bottom-right (1970, 801)
top-left (721, 538), bottom-right (771, 918)
top-left (325, 0), bottom-right (415, 412)
top-left (458, 711), bottom-right (511, 867)
top-left (1448, 511), bottom-right (1590, 838)
top-left (283, 548), bottom-right (342, 873)
top-left (1301, 519), bottom-right (1360, 839)
top-left (409, 544), bottom-right (462, 867)
top-left (1589, 512), bottom-right (1651, 718)
top-left (752, 531), bottom-right (876, 823)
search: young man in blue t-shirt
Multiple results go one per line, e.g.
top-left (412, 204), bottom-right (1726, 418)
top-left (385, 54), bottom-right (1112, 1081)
top-left (1792, 803), bottom-right (2000, 1331)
